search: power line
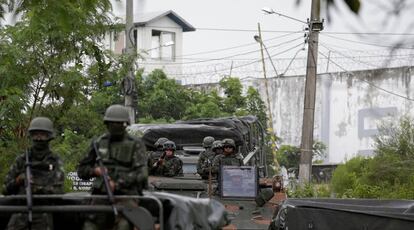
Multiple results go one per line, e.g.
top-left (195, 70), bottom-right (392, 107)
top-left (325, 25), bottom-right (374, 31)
top-left (139, 36), bottom-right (304, 65)
top-left (169, 42), bottom-right (305, 76)
top-left (175, 31), bottom-right (303, 58)
top-left (321, 33), bottom-right (414, 49)
top-left (319, 43), bottom-right (382, 69)
top-left (322, 31), bottom-right (414, 36)
top-left (144, 25), bottom-right (414, 36)
top-left (143, 25), bottom-right (303, 33)
top-left (318, 51), bottom-right (414, 101)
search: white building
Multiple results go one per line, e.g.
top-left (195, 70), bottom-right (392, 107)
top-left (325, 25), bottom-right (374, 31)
top-left (108, 0), bottom-right (195, 78)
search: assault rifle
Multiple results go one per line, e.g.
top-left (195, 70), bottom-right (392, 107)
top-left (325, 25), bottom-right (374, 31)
top-left (24, 149), bottom-right (33, 230)
top-left (93, 141), bottom-right (118, 216)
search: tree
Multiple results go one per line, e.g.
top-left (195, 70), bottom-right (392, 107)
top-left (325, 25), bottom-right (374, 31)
top-left (219, 77), bottom-right (246, 114)
top-left (0, 0), bottom-right (122, 188)
top-left (245, 86), bottom-right (268, 128)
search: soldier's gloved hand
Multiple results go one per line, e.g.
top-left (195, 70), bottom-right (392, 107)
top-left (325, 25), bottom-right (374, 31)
top-left (16, 173), bottom-right (32, 185)
top-left (108, 177), bottom-right (116, 192)
top-left (15, 174), bottom-right (25, 185)
top-left (93, 167), bottom-right (107, 176)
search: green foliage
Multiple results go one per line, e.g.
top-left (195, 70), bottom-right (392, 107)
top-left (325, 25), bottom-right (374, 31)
top-left (276, 141), bottom-right (327, 170)
top-left (288, 183), bottom-right (331, 198)
top-left (219, 77), bottom-right (246, 114)
top-left (245, 86), bottom-right (267, 127)
top-left (331, 117), bottom-right (414, 199)
top-left (0, 0), bottom-right (271, 190)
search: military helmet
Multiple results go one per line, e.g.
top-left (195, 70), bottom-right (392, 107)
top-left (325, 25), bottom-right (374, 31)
top-left (211, 140), bottom-right (223, 151)
top-left (163, 140), bottom-right (176, 151)
top-left (155, 137), bottom-right (169, 148)
top-left (222, 138), bottom-right (236, 148)
top-left (28, 117), bottom-right (55, 138)
top-left (103, 104), bottom-right (130, 124)
top-left (202, 136), bottom-right (215, 148)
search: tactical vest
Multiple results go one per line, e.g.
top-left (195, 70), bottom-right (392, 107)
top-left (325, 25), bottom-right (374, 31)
top-left (219, 154), bottom-right (243, 166)
top-left (29, 153), bottom-right (64, 194)
top-left (93, 134), bottom-right (141, 194)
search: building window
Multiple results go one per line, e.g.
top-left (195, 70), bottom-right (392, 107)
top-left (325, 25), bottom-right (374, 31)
top-left (151, 30), bottom-right (175, 61)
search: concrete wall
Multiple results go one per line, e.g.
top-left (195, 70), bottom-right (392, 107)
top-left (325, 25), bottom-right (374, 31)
top-left (190, 66), bottom-right (414, 163)
top-left (249, 66), bottom-right (414, 163)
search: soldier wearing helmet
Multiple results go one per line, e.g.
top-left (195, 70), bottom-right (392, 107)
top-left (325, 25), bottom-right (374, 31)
top-left (212, 138), bottom-right (243, 175)
top-left (196, 136), bottom-right (215, 179)
top-left (3, 117), bottom-right (64, 230)
top-left (151, 140), bottom-right (183, 177)
top-left (147, 137), bottom-right (169, 174)
top-left (77, 104), bottom-right (147, 230)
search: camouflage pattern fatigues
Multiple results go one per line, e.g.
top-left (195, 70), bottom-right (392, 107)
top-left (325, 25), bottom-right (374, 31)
top-left (211, 154), bottom-right (244, 175)
top-left (3, 149), bottom-right (64, 230)
top-left (151, 155), bottom-right (183, 177)
top-left (147, 150), bottom-right (164, 172)
top-left (196, 148), bottom-right (215, 179)
top-left (77, 133), bottom-right (148, 230)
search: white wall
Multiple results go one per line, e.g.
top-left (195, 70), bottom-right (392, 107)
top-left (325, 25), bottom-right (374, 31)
top-left (243, 67), bottom-right (414, 163)
top-left (137, 17), bottom-right (183, 76)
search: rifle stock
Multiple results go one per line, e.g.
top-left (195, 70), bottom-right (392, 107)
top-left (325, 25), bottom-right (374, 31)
top-left (93, 140), bottom-right (118, 216)
top-left (25, 149), bottom-right (32, 230)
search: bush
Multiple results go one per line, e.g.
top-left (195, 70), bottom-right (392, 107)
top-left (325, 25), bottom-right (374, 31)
top-left (331, 116), bottom-right (414, 199)
top-left (287, 183), bottom-right (331, 198)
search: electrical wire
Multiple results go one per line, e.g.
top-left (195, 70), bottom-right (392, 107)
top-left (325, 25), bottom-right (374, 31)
top-left (168, 42), bottom-right (305, 76)
top-left (318, 51), bottom-right (414, 101)
top-left (175, 31), bottom-right (303, 58)
top-left (139, 36), bottom-right (305, 65)
top-left (321, 33), bottom-right (414, 49)
top-left (139, 25), bottom-right (414, 36)
top-left (322, 32), bottom-right (414, 36)
top-left (280, 45), bottom-right (306, 76)
top-left (143, 25), bottom-right (303, 33)
top-left (320, 43), bottom-right (382, 69)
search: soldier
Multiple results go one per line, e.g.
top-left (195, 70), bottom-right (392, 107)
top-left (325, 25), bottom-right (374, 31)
top-left (3, 117), bottom-right (64, 230)
top-left (147, 137), bottom-right (169, 174)
top-left (198, 140), bottom-right (223, 179)
top-left (212, 138), bottom-right (243, 175)
top-left (151, 140), bottom-right (183, 177)
top-left (196, 136), bottom-right (215, 179)
top-left (77, 104), bottom-right (147, 230)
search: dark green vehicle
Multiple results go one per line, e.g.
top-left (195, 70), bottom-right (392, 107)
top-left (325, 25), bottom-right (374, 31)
top-left (129, 116), bottom-right (284, 229)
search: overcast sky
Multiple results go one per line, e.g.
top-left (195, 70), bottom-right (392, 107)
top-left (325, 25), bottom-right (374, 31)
top-left (108, 0), bottom-right (414, 79)
top-left (110, 0), bottom-right (414, 57)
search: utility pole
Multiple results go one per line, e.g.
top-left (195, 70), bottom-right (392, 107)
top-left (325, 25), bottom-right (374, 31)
top-left (298, 0), bottom-right (323, 185)
top-left (257, 23), bottom-right (280, 173)
top-left (124, 0), bottom-right (136, 124)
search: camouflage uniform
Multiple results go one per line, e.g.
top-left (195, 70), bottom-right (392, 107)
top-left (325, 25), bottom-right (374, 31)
top-left (212, 139), bottom-right (243, 175)
top-left (77, 105), bottom-right (148, 230)
top-left (197, 140), bottom-right (223, 180)
top-left (151, 141), bottom-right (183, 177)
top-left (147, 137), bottom-right (169, 174)
top-left (3, 117), bottom-right (64, 230)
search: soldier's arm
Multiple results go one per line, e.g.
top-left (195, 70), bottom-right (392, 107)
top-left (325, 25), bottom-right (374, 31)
top-left (211, 155), bottom-right (221, 174)
top-left (77, 141), bottom-right (97, 180)
top-left (196, 151), bottom-right (206, 175)
top-left (52, 157), bottom-right (65, 194)
top-left (2, 155), bottom-right (25, 195)
top-left (177, 159), bottom-right (184, 176)
top-left (124, 139), bottom-right (148, 188)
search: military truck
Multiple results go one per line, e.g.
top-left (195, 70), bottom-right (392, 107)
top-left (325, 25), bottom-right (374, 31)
top-left (270, 198), bottom-right (414, 229)
top-left (129, 116), bottom-right (285, 229)
top-left (0, 192), bottom-right (230, 229)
